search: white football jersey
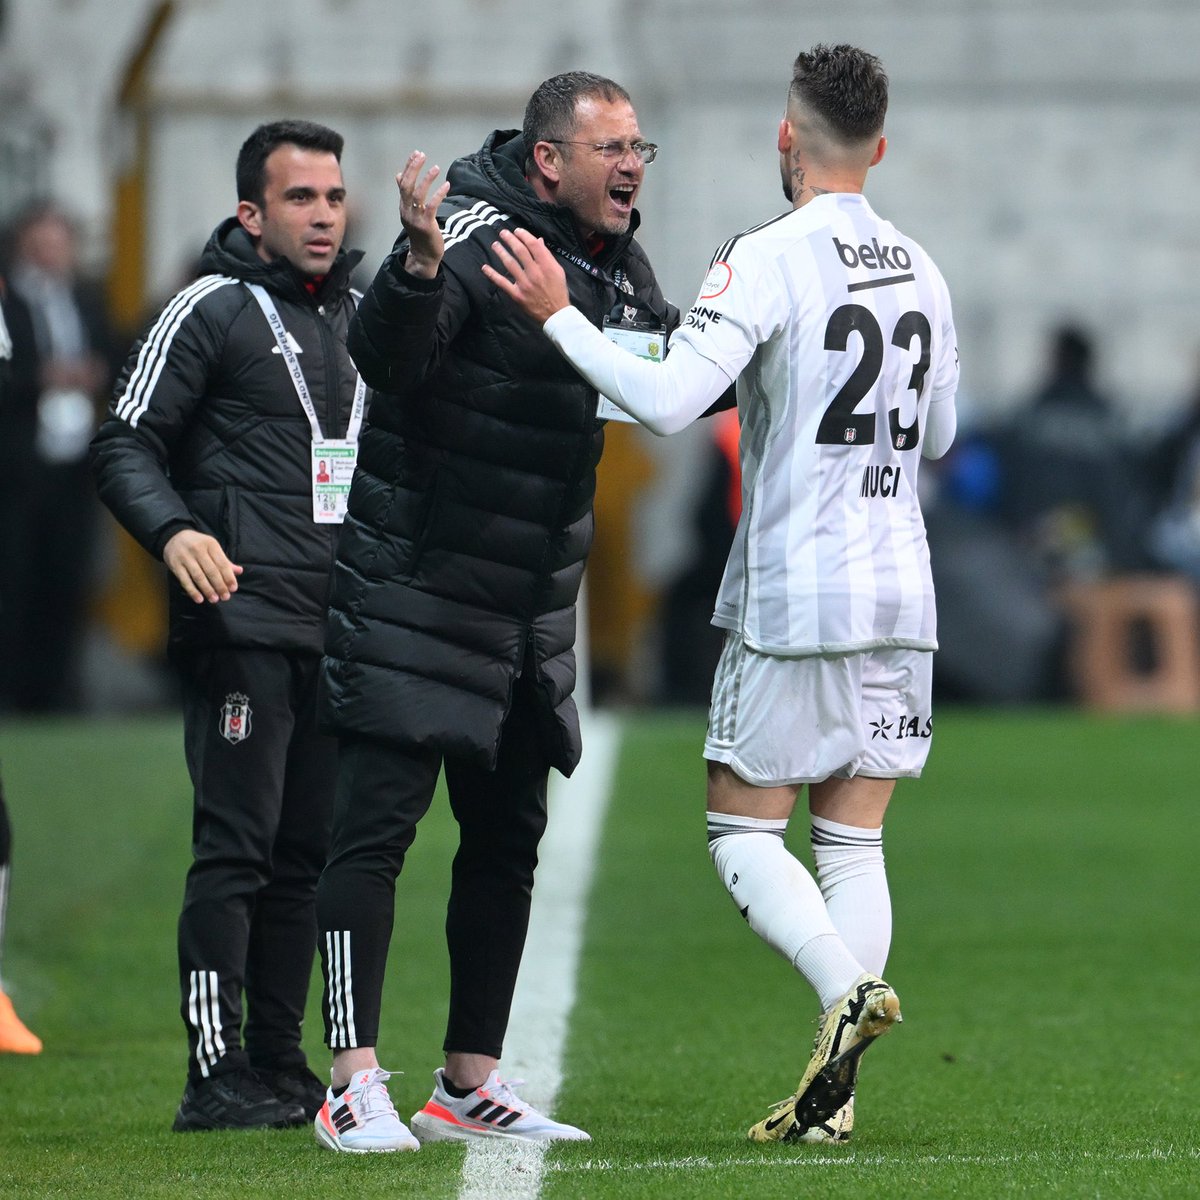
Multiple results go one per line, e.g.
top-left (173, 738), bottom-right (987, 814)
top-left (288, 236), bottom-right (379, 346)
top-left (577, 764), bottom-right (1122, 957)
top-left (670, 193), bottom-right (959, 656)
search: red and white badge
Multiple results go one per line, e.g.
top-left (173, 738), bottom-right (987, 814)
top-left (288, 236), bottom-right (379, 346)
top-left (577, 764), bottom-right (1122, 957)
top-left (699, 261), bottom-right (732, 300)
top-left (219, 693), bottom-right (253, 744)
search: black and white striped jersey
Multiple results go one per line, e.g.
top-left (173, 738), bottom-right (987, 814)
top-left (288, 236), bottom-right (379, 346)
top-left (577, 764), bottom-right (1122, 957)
top-left (542, 192), bottom-right (958, 656)
top-left (675, 193), bottom-right (959, 656)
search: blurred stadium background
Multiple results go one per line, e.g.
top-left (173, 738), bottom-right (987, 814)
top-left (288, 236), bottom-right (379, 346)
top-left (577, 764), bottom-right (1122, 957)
top-left (4, 0), bottom-right (1200, 713)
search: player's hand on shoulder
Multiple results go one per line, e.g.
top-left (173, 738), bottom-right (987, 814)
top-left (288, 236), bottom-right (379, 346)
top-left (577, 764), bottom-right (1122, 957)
top-left (162, 529), bottom-right (243, 604)
top-left (483, 228), bottom-right (570, 325)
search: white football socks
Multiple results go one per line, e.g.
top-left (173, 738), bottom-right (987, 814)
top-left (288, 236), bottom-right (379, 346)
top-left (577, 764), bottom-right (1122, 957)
top-left (707, 812), bottom-right (863, 1011)
top-left (810, 813), bottom-right (891, 977)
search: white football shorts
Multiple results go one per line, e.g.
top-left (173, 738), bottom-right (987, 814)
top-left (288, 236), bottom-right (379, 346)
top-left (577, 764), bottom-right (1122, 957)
top-left (704, 633), bottom-right (935, 787)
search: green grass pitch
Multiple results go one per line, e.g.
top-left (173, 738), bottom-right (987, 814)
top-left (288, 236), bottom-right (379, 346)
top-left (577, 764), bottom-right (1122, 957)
top-left (0, 709), bottom-right (1195, 1197)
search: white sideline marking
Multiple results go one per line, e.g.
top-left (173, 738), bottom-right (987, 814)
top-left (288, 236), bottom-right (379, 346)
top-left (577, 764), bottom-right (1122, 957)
top-left (457, 713), bottom-right (621, 1200)
top-left (542, 1146), bottom-right (1200, 1174)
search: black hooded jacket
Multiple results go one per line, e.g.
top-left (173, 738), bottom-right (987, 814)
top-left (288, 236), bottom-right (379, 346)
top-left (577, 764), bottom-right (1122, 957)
top-left (324, 130), bottom-right (678, 773)
top-left (90, 217), bottom-right (365, 656)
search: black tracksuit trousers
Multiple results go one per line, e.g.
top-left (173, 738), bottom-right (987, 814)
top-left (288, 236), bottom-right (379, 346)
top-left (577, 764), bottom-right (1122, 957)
top-left (176, 647), bottom-right (336, 1082)
top-left (316, 675), bottom-right (550, 1059)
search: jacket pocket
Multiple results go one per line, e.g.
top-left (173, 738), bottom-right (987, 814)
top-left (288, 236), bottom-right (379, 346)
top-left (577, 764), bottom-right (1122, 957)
top-left (398, 468), bottom-right (442, 582)
top-left (220, 485), bottom-right (241, 560)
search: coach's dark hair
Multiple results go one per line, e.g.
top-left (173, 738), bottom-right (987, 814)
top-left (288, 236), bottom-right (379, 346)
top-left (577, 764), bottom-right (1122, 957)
top-left (522, 71), bottom-right (631, 170)
top-left (789, 44), bottom-right (888, 143)
top-left (236, 120), bottom-right (344, 206)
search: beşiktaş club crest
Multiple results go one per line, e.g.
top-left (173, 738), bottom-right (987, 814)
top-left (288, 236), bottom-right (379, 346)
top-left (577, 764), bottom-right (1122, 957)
top-left (219, 693), bottom-right (253, 744)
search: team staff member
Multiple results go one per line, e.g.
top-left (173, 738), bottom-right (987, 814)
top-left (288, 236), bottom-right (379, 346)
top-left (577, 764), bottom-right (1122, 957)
top-left (0, 284), bottom-right (42, 1055)
top-left (0, 203), bottom-right (122, 715)
top-left (91, 120), bottom-right (366, 1132)
top-left (487, 44), bottom-right (958, 1145)
top-left (311, 72), bottom-right (676, 1153)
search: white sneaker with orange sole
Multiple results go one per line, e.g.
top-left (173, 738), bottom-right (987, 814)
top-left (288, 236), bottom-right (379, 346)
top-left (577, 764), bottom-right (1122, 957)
top-left (410, 1068), bottom-right (590, 1143)
top-left (314, 1067), bottom-right (420, 1153)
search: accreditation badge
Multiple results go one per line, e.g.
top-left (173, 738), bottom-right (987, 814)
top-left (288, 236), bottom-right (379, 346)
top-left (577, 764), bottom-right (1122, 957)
top-left (596, 322), bottom-right (666, 423)
top-left (311, 439), bottom-right (357, 523)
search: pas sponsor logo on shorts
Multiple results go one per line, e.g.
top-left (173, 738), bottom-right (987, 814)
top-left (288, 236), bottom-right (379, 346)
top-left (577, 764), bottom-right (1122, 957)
top-left (869, 713), bottom-right (932, 740)
top-left (219, 692), bottom-right (253, 744)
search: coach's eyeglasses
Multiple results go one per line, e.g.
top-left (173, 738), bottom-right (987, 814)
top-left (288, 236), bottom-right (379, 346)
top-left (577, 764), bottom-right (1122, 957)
top-left (546, 139), bottom-right (659, 164)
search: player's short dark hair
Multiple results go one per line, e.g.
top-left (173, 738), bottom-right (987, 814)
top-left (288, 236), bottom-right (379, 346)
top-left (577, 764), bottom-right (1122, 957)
top-left (236, 120), bottom-right (344, 206)
top-left (789, 44), bottom-right (888, 143)
top-left (522, 71), bottom-right (632, 168)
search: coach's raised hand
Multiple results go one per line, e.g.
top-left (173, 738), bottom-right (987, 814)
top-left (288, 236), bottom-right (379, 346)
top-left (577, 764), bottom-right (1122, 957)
top-left (398, 150), bottom-right (451, 279)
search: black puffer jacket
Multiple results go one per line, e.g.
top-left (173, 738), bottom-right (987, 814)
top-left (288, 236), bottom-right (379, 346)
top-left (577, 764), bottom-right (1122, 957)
top-left (325, 130), bottom-right (677, 773)
top-left (91, 218), bottom-right (365, 655)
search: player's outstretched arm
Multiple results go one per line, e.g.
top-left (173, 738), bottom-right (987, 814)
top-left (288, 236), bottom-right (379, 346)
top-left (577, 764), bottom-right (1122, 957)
top-left (485, 229), bottom-right (730, 436)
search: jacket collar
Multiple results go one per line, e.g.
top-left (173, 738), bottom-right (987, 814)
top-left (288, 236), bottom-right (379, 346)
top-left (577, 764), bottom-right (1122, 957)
top-left (199, 217), bottom-right (364, 305)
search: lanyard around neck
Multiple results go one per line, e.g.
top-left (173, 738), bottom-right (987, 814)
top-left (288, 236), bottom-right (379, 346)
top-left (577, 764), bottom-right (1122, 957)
top-left (548, 242), bottom-right (625, 291)
top-left (246, 283), bottom-right (365, 442)
top-left (546, 245), bottom-right (656, 325)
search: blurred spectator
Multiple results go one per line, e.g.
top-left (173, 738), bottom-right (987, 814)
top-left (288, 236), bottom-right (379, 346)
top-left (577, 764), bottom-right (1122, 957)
top-left (993, 323), bottom-right (1151, 582)
top-left (1147, 445), bottom-right (1200, 582)
top-left (923, 494), bottom-right (1065, 703)
top-left (1142, 353), bottom-right (1200, 579)
top-left (1141, 351), bottom-right (1200, 514)
top-left (656, 408), bottom-right (740, 705)
top-left (0, 203), bottom-right (123, 712)
top-left (920, 395), bottom-right (1065, 704)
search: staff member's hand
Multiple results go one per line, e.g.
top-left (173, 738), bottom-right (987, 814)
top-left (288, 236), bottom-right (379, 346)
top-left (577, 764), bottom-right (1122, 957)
top-left (163, 529), bottom-right (243, 604)
top-left (398, 150), bottom-right (451, 279)
top-left (483, 228), bottom-right (571, 325)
